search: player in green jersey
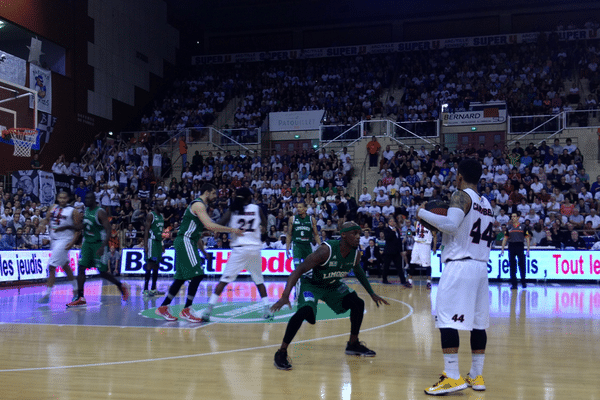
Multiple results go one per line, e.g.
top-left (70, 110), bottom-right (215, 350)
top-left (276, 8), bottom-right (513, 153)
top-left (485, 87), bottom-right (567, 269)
top-left (67, 192), bottom-right (129, 307)
top-left (143, 201), bottom-right (166, 296)
top-left (286, 202), bottom-right (321, 301)
top-left (271, 221), bottom-right (389, 370)
top-left (155, 183), bottom-right (244, 322)
top-left (286, 202), bottom-right (321, 266)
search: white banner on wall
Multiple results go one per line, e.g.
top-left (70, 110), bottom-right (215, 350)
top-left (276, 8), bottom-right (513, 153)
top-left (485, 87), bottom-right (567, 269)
top-left (29, 64), bottom-right (51, 113)
top-left (193, 29), bottom-right (599, 65)
top-left (0, 51), bottom-right (27, 86)
top-left (268, 110), bottom-right (325, 132)
top-left (431, 249), bottom-right (600, 281)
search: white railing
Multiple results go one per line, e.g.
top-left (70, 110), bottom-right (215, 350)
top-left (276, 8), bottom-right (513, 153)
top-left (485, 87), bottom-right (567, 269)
top-left (320, 118), bottom-right (438, 148)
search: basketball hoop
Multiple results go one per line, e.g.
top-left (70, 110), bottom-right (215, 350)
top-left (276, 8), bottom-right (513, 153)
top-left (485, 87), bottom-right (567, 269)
top-left (1, 128), bottom-right (38, 157)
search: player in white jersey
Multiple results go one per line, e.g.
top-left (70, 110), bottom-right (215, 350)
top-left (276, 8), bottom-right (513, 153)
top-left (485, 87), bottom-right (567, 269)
top-left (37, 191), bottom-right (82, 304)
top-left (198, 187), bottom-right (272, 321)
top-left (408, 221), bottom-right (436, 289)
top-left (417, 158), bottom-right (494, 396)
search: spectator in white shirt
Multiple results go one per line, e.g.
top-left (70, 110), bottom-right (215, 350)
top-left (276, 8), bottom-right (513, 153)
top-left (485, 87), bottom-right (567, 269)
top-left (494, 170), bottom-right (508, 186)
top-left (381, 200), bottom-right (395, 218)
top-left (368, 204), bottom-right (381, 216)
top-left (382, 145), bottom-right (394, 162)
top-left (584, 209), bottom-right (600, 229)
top-left (357, 201), bottom-right (370, 215)
top-left (375, 190), bottom-right (389, 205)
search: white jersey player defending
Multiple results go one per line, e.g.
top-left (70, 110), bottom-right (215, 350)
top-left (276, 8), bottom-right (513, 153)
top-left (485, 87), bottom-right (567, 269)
top-left (408, 221), bottom-right (437, 289)
top-left (199, 187), bottom-right (272, 321)
top-left (37, 191), bottom-right (82, 304)
top-left (417, 158), bottom-right (494, 396)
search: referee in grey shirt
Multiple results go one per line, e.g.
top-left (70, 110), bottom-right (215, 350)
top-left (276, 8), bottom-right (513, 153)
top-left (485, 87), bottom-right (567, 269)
top-left (501, 212), bottom-right (531, 289)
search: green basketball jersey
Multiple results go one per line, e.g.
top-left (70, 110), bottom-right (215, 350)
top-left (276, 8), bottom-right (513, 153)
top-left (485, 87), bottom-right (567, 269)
top-left (149, 211), bottom-right (165, 240)
top-left (83, 206), bottom-right (105, 243)
top-left (291, 214), bottom-right (313, 243)
top-left (303, 240), bottom-right (358, 287)
top-left (175, 198), bottom-right (206, 244)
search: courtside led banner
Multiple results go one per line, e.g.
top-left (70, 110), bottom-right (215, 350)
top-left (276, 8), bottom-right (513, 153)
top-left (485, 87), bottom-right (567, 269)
top-left (430, 250), bottom-right (600, 280)
top-left (431, 284), bottom-right (600, 319)
top-left (120, 248), bottom-right (294, 276)
top-left (0, 250), bottom-right (98, 282)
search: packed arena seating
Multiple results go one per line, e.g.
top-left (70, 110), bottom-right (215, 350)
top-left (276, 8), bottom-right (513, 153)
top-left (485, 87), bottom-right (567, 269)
top-left (1, 30), bottom-right (599, 254)
top-left (136, 33), bottom-right (600, 138)
top-left (0, 129), bottom-right (597, 257)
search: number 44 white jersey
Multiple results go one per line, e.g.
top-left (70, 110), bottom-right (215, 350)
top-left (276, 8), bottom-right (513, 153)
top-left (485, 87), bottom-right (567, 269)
top-left (441, 188), bottom-right (494, 264)
top-left (230, 204), bottom-right (262, 247)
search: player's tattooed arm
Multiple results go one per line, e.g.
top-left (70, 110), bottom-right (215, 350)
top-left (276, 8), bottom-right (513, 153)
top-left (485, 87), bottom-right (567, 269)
top-left (449, 190), bottom-right (471, 214)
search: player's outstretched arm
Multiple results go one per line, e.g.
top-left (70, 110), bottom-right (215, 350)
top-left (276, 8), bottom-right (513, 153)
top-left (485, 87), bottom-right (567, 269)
top-left (65, 210), bottom-right (82, 250)
top-left (417, 191), bottom-right (470, 235)
top-left (36, 206), bottom-right (53, 234)
top-left (194, 202), bottom-right (243, 235)
top-left (217, 210), bottom-right (232, 227)
top-left (271, 245), bottom-right (329, 312)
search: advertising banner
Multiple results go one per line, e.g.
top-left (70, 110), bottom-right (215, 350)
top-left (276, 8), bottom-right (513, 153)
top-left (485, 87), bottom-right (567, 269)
top-left (120, 248), bottom-right (294, 276)
top-left (0, 250), bottom-right (98, 283)
top-left (431, 249), bottom-right (600, 281)
top-left (268, 110), bottom-right (325, 132)
top-left (431, 284), bottom-right (600, 318)
top-left (441, 102), bottom-right (507, 126)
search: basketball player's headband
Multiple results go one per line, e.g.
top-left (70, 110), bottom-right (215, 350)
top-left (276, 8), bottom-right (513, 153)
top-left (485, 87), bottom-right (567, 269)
top-left (340, 225), bottom-right (361, 233)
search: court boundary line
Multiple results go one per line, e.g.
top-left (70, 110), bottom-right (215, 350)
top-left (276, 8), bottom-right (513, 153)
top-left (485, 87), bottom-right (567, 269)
top-left (0, 296), bottom-right (412, 373)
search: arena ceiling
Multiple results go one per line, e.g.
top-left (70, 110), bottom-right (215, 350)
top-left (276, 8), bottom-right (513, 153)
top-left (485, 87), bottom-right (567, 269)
top-left (166, 0), bottom-right (599, 33)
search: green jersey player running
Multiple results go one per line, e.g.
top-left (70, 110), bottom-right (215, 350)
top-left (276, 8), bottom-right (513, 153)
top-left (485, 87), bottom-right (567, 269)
top-left (67, 192), bottom-right (129, 307)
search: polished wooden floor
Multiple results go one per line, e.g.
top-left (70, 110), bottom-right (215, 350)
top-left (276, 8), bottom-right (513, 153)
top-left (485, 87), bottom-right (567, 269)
top-left (0, 277), bottom-right (598, 399)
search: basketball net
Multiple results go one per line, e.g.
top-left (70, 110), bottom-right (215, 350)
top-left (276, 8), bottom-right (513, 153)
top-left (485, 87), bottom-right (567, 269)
top-left (4, 128), bottom-right (38, 157)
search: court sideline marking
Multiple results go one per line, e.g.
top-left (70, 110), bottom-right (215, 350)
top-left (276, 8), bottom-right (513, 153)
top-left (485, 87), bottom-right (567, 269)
top-left (0, 296), bottom-right (412, 373)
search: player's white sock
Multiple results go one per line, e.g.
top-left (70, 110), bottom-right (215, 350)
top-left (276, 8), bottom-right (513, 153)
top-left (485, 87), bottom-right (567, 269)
top-left (443, 354), bottom-right (460, 380)
top-left (427, 279), bottom-right (431, 283)
top-left (469, 354), bottom-right (485, 377)
top-left (261, 296), bottom-right (270, 306)
top-left (44, 287), bottom-right (52, 296)
top-left (408, 279), bottom-right (413, 284)
top-left (208, 293), bottom-right (219, 306)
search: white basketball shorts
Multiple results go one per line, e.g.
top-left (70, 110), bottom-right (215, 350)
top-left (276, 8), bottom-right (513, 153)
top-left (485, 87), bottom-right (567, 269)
top-left (49, 239), bottom-right (71, 267)
top-left (220, 245), bottom-right (264, 285)
top-left (434, 259), bottom-right (489, 331)
top-left (410, 242), bottom-right (432, 266)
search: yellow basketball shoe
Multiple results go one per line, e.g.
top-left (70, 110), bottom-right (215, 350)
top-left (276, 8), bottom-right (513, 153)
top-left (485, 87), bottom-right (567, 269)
top-left (424, 372), bottom-right (468, 396)
top-left (465, 373), bottom-right (486, 391)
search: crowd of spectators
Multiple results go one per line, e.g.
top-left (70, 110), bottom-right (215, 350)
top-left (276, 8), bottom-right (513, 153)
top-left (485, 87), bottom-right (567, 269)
top-left (0, 134), bottom-right (360, 259)
top-left (354, 137), bottom-right (599, 259)
top-left (392, 36), bottom-right (600, 134)
top-left (133, 29), bottom-right (600, 145)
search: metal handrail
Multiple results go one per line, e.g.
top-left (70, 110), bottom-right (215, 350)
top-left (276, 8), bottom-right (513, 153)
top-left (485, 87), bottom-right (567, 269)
top-left (507, 114), bottom-right (563, 146)
top-left (210, 127), bottom-right (258, 153)
top-left (387, 120), bottom-right (438, 146)
top-left (320, 122), bottom-right (362, 149)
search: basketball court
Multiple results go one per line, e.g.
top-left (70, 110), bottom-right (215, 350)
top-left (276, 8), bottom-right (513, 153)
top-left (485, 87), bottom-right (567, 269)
top-left (0, 277), bottom-right (597, 399)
